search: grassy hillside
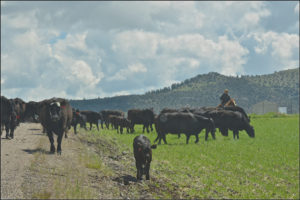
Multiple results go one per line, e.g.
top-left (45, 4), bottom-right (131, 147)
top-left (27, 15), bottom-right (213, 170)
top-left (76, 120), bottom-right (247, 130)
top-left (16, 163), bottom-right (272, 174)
top-left (70, 68), bottom-right (299, 113)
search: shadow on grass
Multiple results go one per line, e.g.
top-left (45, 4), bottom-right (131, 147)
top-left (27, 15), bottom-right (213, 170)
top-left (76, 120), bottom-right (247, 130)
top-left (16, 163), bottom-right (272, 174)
top-left (28, 128), bottom-right (41, 131)
top-left (113, 174), bottom-right (138, 185)
top-left (22, 148), bottom-right (52, 155)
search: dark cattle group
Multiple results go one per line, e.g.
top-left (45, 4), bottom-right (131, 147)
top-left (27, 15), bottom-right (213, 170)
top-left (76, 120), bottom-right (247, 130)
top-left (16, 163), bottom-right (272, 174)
top-left (1, 94), bottom-right (255, 181)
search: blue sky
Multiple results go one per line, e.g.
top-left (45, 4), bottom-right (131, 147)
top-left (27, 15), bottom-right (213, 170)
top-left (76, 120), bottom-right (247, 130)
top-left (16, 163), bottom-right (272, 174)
top-left (1, 1), bottom-right (299, 101)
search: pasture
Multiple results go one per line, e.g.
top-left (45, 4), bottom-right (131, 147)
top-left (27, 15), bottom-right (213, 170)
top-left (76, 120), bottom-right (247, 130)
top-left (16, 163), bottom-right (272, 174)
top-left (83, 114), bottom-right (299, 199)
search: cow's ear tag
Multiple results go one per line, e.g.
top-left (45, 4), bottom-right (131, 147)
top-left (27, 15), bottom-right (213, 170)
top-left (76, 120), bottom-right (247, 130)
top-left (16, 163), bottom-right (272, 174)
top-left (61, 105), bottom-right (66, 109)
top-left (138, 147), bottom-right (142, 152)
top-left (16, 115), bottom-right (20, 119)
top-left (76, 112), bottom-right (79, 115)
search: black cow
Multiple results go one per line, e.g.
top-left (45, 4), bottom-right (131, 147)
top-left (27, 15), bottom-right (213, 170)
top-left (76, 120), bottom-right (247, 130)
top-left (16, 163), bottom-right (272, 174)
top-left (80, 110), bottom-right (102, 131)
top-left (205, 109), bottom-right (255, 139)
top-left (133, 135), bottom-right (157, 180)
top-left (39, 98), bottom-right (73, 154)
top-left (113, 116), bottom-right (133, 134)
top-left (1, 96), bottom-right (18, 139)
top-left (11, 98), bottom-right (26, 125)
top-left (70, 108), bottom-right (87, 135)
top-left (24, 101), bottom-right (40, 122)
top-left (127, 108), bottom-right (155, 133)
top-left (154, 112), bottom-right (215, 145)
top-left (100, 110), bottom-right (124, 129)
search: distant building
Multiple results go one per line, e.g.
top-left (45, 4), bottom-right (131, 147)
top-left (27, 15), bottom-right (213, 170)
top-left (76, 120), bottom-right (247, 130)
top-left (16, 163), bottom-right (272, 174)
top-left (278, 107), bottom-right (287, 114)
top-left (251, 101), bottom-right (278, 114)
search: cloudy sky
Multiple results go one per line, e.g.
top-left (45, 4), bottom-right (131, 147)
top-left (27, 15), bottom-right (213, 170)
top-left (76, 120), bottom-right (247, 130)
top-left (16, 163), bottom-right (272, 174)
top-left (1, 1), bottom-right (299, 101)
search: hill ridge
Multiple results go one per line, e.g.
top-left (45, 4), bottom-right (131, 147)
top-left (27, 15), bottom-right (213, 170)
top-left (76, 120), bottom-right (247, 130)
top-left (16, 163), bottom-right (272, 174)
top-left (70, 68), bottom-right (299, 114)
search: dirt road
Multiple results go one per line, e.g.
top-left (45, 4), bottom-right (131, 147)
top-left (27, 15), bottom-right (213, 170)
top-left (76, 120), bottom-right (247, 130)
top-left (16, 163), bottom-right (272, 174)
top-left (1, 123), bottom-right (44, 199)
top-left (1, 123), bottom-right (180, 199)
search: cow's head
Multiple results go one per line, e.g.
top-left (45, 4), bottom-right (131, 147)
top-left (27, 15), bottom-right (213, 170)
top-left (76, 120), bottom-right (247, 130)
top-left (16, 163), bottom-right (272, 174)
top-left (246, 125), bottom-right (255, 138)
top-left (49, 102), bottom-right (62, 122)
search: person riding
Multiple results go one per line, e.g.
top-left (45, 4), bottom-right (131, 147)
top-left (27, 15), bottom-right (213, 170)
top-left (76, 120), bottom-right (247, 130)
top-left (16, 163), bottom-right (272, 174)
top-left (220, 89), bottom-right (231, 107)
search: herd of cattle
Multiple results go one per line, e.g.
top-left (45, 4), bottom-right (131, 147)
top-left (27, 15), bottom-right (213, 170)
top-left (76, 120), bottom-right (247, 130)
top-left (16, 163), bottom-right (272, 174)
top-left (1, 96), bottom-right (255, 180)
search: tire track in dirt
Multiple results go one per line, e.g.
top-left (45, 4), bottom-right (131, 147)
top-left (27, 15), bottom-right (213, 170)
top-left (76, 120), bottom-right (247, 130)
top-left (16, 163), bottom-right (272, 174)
top-left (1, 123), bottom-right (44, 199)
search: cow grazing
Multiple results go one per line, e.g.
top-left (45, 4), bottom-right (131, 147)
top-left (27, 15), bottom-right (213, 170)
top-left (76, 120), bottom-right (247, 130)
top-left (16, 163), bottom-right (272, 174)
top-left (154, 112), bottom-right (215, 145)
top-left (80, 110), bottom-right (102, 131)
top-left (133, 135), bottom-right (157, 180)
top-left (1, 96), bottom-right (18, 139)
top-left (127, 108), bottom-right (155, 133)
top-left (206, 109), bottom-right (255, 139)
top-left (100, 110), bottom-right (124, 129)
top-left (39, 98), bottom-right (73, 154)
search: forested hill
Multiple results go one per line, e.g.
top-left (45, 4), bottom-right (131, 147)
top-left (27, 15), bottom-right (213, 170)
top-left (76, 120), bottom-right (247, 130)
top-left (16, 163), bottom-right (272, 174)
top-left (70, 68), bottom-right (299, 114)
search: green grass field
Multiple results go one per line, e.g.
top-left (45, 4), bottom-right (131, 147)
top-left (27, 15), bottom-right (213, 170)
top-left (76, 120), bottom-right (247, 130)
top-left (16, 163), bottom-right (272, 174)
top-left (84, 114), bottom-right (299, 199)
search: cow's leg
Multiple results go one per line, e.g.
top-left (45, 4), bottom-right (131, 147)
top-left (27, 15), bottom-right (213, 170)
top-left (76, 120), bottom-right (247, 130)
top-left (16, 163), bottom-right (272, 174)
top-left (5, 123), bottom-right (10, 139)
top-left (236, 131), bottom-right (239, 139)
top-left (145, 163), bottom-right (150, 180)
top-left (73, 124), bottom-right (77, 135)
top-left (205, 129), bottom-right (209, 141)
top-left (64, 131), bottom-right (68, 138)
top-left (136, 161), bottom-right (142, 180)
top-left (89, 122), bottom-right (92, 130)
top-left (47, 131), bottom-right (55, 153)
top-left (233, 130), bottom-right (237, 139)
top-left (154, 133), bottom-right (160, 144)
top-left (57, 131), bottom-right (63, 155)
top-left (195, 134), bottom-right (199, 143)
top-left (146, 124), bottom-right (150, 133)
top-left (101, 121), bottom-right (104, 129)
top-left (96, 123), bottom-right (99, 131)
top-left (150, 124), bottom-right (153, 132)
top-left (212, 129), bottom-right (216, 140)
top-left (142, 125), bottom-right (145, 133)
top-left (162, 134), bottom-right (167, 144)
top-left (178, 133), bottom-right (181, 138)
top-left (9, 122), bottom-right (15, 139)
top-left (186, 134), bottom-right (190, 144)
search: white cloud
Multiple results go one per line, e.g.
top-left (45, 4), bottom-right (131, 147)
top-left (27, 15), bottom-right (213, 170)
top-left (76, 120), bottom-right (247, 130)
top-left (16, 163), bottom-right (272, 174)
top-left (252, 31), bottom-right (299, 70)
top-left (252, 31), bottom-right (299, 58)
top-left (1, 1), bottom-right (298, 100)
top-left (108, 62), bottom-right (148, 81)
top-left (112, 30), bottom-right (249, 76)
top-left (112, 30), bottom-right (159, 59)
